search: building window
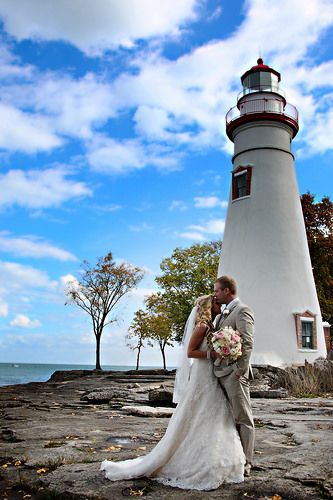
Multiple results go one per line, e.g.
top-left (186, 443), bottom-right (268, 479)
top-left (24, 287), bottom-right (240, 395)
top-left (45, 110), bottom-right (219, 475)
top-left (232, 166), bottom-right (252, 200)
top-left (301, 320), bottom-right (314, 349)
top-left (294, 311), bottom-right (317, 350)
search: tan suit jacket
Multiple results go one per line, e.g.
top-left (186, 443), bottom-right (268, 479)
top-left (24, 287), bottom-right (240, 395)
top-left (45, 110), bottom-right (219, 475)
top-left (213, 301), bottom-right (254, 378)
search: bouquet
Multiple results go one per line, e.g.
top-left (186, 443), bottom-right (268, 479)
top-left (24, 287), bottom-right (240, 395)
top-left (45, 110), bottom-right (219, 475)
top-left (210, 326), bottom-right (242, 362)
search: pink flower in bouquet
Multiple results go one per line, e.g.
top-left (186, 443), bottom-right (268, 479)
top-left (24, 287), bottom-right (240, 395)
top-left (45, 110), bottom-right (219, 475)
top-left (215, 331), bottom-right (225, 339)
top-left (232, 333), bottom-right (240, 343)
top-left (222, 346), bottom-right (231, 356)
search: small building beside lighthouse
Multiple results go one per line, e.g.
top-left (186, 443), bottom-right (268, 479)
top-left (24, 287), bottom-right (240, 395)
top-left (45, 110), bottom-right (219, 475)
top-left (218, 58), bottom-right (327, 366)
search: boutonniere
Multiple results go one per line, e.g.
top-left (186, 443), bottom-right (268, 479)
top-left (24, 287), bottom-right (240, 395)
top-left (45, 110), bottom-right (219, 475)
top-left (222, 309), bottom-right (230, 316)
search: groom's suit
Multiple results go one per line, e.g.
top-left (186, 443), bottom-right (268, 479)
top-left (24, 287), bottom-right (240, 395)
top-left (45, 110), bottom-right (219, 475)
top-left (213, 300), bottom-right (255, 465)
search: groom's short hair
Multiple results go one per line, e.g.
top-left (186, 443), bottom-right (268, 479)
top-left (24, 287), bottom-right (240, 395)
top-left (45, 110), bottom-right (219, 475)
top-left (215, 276), bottom-right (237, 294)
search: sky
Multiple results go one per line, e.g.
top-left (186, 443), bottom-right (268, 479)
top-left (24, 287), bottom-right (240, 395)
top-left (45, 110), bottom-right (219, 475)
top-left (0, 0), bottom-right (332, 368)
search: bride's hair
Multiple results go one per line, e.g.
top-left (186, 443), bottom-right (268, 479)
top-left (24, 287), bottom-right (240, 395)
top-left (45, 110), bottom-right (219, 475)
top-left (194, 294), bottom-right (213, 327)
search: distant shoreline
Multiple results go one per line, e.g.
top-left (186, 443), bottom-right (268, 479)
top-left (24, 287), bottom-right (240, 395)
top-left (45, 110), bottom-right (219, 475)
top-left (0, 362), bottom-right (176, 388)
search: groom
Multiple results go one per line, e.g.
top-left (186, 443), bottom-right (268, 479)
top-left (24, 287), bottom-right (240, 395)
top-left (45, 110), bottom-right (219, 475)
top-left (213, 275), bottom-right (255, 477)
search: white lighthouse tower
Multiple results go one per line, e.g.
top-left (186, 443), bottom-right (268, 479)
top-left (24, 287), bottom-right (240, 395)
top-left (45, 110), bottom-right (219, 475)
top-left (219, 58), bottom-right (327, 366)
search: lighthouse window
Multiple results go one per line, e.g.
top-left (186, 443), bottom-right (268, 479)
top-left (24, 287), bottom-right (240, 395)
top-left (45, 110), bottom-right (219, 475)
top-left (232, 166), bottom-right (252, 201)
top-left (301, 320), bottom-right (314, 349)
top-left (294, 311), bottom-right (317, 351)
top-left (235, 172), bottom-right (247, 198)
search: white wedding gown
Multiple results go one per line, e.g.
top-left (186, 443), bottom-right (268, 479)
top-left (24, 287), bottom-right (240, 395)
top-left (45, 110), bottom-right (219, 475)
top-left (101, 338), bottom-right (245, 490)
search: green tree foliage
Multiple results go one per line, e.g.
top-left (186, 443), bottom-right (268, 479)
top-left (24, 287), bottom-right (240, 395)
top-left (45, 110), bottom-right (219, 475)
top-left (66, 252), bottom-right (144, 370)
top-left (155, 241), bottom-right (222, 341)
top-left (301, 193), bottom-right (333, 324)
top-left (145, 294), bottom-right (174, 369)
top-left (129, 294), bottom-right (173, 369)
top-left (127, 309), bottom-right (153, 370)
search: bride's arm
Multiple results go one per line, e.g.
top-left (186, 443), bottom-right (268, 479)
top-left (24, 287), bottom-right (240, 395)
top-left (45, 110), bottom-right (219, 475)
top-left (187, 325), bottom-right (217, 359)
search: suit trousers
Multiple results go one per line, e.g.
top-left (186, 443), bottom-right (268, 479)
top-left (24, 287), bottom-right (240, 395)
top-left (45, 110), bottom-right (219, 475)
top-left (218, 371), bottom-right (254, 465)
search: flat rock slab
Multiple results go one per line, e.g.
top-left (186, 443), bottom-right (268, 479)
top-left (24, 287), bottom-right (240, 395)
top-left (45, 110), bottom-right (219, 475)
top-left (122, 405), bottom-right (174, 417)
top-left (0, 371), bottom-right (332, 499)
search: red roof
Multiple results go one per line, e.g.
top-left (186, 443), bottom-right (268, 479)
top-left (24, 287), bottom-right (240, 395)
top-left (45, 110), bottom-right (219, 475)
top-left (241, 58), bottom-right (281, 83)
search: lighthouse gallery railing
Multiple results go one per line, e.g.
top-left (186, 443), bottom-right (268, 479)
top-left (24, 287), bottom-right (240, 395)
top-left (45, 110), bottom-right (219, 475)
top-left (226, 97), bottom-right (299, 126)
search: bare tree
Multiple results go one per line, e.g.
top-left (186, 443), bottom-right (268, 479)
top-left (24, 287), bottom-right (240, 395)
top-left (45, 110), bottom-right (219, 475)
top-left (66, 252), bottom-right (144, 370)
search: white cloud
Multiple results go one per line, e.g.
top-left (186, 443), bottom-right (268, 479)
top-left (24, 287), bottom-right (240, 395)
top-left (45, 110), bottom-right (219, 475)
top-left (33, 73), bottom-right (117, 139)
top-left (299, 103), bottom-right (333, 155)
top-left (180, 218), bottom-right (225, 241)
top-left (0, 232), bottom-right (77, 261)
top-left (128, 223), bottom-right (153, 233)
top-left (87, 136), bottom-right (180, 174)
top-left (59, 274), bottom-right (78, 287)
top-left (0, 0), bottom-right (331, 169)
top-left (0, 44), bottom-right (34, 79)
top-left (0, 168), bottom-right (92, 210)
top-left (189, 219), bottom-right (225, 234)
top-left (194, 196), bottom-right (228, 208)
top-left (0, 102), bottom-right (61, 153)
top-left (128, 287), bottom-right (157, 300)
top-left (0, 300), bottom-right (9, 317)
top-left (10, 314), bottom-right (41, 328)
top-left (106, 0), bottom-right (333, 155)
top-left (169, 200), bottom-right (188, 211)
top-left (0, 261), bottom-right (54, 290)
top-left (134, 106), bottom-right (172, 140)
top-left (179, 231), bottom-right (206, 241)
top-left (0, 0), bottom-right (199, 55)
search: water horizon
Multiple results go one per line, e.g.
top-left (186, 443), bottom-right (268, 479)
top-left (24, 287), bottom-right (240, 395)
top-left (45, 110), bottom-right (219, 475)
top-left (0, 361), bottom-right (168, 387)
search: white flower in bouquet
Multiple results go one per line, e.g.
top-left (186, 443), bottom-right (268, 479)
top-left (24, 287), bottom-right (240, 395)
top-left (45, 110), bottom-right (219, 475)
top-left (211, 326), bottom-right (242, 362)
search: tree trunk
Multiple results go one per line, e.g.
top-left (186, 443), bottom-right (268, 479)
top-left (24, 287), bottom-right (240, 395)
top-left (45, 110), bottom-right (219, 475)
top-left (161, 344), bottom-right (166, 370)
top-left (95, 334), bottom-right (102, 370)
top-left (136, 346), bottom-right (141, 370)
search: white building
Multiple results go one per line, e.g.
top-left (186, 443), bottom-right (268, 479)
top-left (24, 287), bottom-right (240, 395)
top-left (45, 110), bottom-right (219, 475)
top-left (218, 58), bottom-right (327, 366)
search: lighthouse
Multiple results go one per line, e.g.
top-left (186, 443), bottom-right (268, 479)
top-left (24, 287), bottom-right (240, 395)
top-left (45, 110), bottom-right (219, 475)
top-left (219, 58), bottom-right (327, 366)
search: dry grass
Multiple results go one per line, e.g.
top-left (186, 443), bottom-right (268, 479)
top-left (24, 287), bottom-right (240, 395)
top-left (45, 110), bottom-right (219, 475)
top-left (276, 360), bottom-right (333, 396)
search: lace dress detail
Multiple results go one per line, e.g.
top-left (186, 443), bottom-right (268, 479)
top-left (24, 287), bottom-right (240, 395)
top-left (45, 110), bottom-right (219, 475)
top-left (100, 337), bottom-right (245, 490)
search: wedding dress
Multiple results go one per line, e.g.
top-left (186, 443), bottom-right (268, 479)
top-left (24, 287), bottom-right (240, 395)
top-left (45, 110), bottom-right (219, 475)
top-left (100, 336), bottom-right (245, 490)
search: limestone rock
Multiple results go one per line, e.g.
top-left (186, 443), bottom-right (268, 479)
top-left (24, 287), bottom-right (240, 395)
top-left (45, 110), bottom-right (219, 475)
top-left (148, 387), bottom-right (174, 406)
top-left (122, 405), bottom-right (174, 417)
top-left (81, 389), bottom-right (130, 403)
top-left (250, 388), bottom-right (288, 398)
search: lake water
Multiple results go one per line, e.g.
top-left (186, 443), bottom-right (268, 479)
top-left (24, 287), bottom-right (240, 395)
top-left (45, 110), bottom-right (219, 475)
top-left (0, 362), bottom-right (147, 387)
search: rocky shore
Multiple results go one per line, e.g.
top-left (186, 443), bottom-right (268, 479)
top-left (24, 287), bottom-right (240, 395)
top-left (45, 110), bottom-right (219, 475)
top-left (0, 368), bottom-right (332, 499)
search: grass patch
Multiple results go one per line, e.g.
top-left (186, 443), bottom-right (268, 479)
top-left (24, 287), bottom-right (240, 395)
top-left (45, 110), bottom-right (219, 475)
top-left (274, 360), bottom-right (333, 397)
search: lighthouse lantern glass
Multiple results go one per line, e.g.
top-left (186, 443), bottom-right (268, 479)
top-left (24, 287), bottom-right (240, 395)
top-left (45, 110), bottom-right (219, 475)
top-left (243, 72), bottom-right (279, 93)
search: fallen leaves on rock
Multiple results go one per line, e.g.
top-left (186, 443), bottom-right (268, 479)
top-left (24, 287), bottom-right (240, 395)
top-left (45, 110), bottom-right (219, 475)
top-left (102, 445), bottom-right (122, 452)
top-left (122, 487), bottom-right (146, 496)
top-left (36, 467), bottom-right (48, 474)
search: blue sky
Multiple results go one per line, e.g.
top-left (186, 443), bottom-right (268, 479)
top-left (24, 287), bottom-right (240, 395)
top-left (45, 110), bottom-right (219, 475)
top-left (0, 0), bottom-right (332, 368)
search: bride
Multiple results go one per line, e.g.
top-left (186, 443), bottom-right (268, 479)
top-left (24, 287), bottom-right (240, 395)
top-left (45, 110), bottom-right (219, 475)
top-left (101, 294), bottom-right (245, 490)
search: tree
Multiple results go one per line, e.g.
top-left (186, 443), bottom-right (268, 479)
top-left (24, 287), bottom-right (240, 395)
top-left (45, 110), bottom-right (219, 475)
top-left (301, 193), bottom-right (333, 325)
top-left (66, 252), bottom-right (144, 370)
top-left (127, 310), bottom-right (153, 370)
top-left (144, 294), bottom-right (174, 369)
top-left (129, 293), bottom-right (174, 369)
top-left (155, 241), bottom-right (222, 341)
